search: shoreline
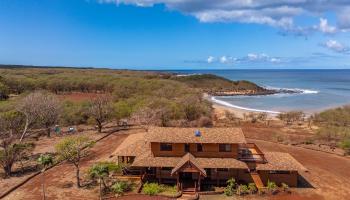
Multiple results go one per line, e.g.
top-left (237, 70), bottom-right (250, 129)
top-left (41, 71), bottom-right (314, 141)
top-left (204, 93), bottom-right (280, 119)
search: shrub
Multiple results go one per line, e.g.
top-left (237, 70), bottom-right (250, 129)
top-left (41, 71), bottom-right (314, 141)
top-left (224, 178), bottom-right (236, 196)
top-left (248, 183), bottom-right (257, 194)
top-left (281, 183), bottom-right (289, 192)
top-left (267, 180), bottom-right (278, 194)
top-left (236, 184), bottom-right (248, 196)
top-left (111, 181), bottom-right (130, 195)
top-left (339, 139), bottom-right (350, 155)
top-left (197, 116), bottom-right (213, 127)
top-left (142, 182), bottom-right (163, 195)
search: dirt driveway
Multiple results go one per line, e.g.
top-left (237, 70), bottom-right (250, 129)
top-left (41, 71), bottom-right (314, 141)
top-left (3, 129), bottom-right (135, 200)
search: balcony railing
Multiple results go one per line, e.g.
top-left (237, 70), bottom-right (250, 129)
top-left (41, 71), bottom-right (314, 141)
top-left (238, 143), bottom-right (267, 163)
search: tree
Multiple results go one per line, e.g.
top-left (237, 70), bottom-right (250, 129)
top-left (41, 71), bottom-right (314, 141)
top-left (88, 95), bottom-right (113, 133)
top-left (55, 136), bottom-right (94, 187)
top-left (278, 111), bottom-right (304, 125)
top-left (17, 91), bottom-right (61, 140)
top-left (17, 92), bottom-right (43, 141)
top-left (37, 93), bottom-right (61, 137)
top-left (0, 139), bottom-right (33, 177)
top-left (37, 154), bottom-right (53, 200)
top-left (88, 162), bottom-right (122, 199)
top-left (0, 110), bottom-right (24, 137)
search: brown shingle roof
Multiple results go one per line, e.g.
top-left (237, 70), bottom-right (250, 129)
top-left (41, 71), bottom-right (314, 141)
top-left (131, 151), bottom-right (248, 169)
top-left (196, 157), bottom-right (248, 169)
top-left (171, 153), bottom-right (207, 176)
top-left (131, 151), bottom-right (179, 167)
top-left (146, 127), bottom-right (246, 144)
top-left (256, 152), bottom-right (307, 171)
top-left (113, 132), bottom-right (148, 157)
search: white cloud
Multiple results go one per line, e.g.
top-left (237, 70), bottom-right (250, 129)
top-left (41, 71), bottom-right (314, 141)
top-left (319, 18), bottom-right (337, 34)
top-left (100, 0), bottom-right (350, 33)
top-left (207, 56), bottom-right (215, 63)
top-left (219, 56), bottom-right (227, 63)
top-left (207, 53), bottom-right (280, 64)
top-left (322, 40), bottom-right (348, 53)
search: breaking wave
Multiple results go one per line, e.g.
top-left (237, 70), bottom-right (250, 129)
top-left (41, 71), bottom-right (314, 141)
top-left (264, 85), bottom-right (319, 94)
top-left (210, 96), bottom-right (281, 114)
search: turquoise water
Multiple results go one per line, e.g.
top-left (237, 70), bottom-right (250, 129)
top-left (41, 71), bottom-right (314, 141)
top-left (165, 69), bottom-right (350, 113)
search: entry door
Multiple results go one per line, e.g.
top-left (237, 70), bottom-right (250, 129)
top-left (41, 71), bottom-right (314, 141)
top-left (181, 172), bottom-right (193, 180)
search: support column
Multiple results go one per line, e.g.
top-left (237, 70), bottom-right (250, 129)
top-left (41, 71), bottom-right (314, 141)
top-left (176, 173), bottom-right (180, 191)
top-left (198, 172), bottom-right (201, 191)
top-left (158, 167), bottom-right (162, 184)
top-left (216, 168), bottom-right (219, 186)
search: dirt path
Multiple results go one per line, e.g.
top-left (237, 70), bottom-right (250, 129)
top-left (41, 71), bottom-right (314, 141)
top-left (248, 138), bottom-right (350, 200)
top-left (3, 130), bottom-right (135, 200)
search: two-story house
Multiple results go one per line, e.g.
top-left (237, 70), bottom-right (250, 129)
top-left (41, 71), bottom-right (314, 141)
top-left (113, 127), bottom-right (306, 193)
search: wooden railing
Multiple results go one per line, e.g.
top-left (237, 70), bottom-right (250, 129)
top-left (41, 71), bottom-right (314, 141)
top-left (238, 143), bottom-right (267, 163)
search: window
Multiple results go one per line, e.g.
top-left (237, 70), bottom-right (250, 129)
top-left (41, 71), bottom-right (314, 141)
top-left (217, 168), bottom-right (229, 172)
top-left (184, 144), bottom-right (190, 152)
top-left (219, 144), bottom-right (232, 152)
top-left (160, 143), bottom-right (172, 151)
top-left (197, 144), bottom-right (203, 152)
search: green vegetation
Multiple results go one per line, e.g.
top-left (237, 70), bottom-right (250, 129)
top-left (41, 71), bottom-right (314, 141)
top-left (224, 178), bottom-right (236, 196)
top-left (313, 105), bottom-right (350, 154)
top-left (171, 74), bottom-right (265, 93)
top-left (0, 142), bottom-right (34, 177)
top-left (55, 136), bottom-right (94, 187)
top-left (142, 182), bottom-right (163, 195)
top-left (111, 181), bottom-right (130, 195)
top-left (267, 180), bottom-right (278, 194)
top-left (278, 111), bottom-right (305, 125)
top-left (37, 154), bottom-right (54, 200)
top-left (0, 67), bottom-right (216, 127)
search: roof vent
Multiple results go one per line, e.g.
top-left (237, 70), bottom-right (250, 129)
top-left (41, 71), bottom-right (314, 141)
top-left (195, 130), bottom-right (201, 137)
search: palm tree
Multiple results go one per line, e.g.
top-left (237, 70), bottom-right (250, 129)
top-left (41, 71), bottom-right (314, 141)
top-left (37, 154), bottom-right (53, 200)
top-left (88, 163), bottom-right (109, 200)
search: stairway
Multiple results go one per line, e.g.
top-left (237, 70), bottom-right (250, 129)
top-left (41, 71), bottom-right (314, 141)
top-left (250, 172), bottom-right (265, 190)
top-left (177, 193), bottom-right (199, 200)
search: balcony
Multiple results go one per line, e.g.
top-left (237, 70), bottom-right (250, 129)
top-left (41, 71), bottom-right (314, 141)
top-left (238, 143), bottom-right (267, 163)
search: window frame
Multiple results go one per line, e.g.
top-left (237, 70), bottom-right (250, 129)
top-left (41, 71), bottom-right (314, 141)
top-left (219, 144), bottom-right (232, 152)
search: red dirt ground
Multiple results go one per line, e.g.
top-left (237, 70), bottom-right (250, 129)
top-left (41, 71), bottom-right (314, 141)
top-left (3, 129), bottom-right (134, 200)
top-left (249, 138), bottom-right (350, 200)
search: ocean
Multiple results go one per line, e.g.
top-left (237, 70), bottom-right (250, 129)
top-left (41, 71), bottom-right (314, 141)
top-left (165, 69), bottom-right (350, 114)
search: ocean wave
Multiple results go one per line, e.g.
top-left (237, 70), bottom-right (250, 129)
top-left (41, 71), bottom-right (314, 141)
top-left (210, 96), bottom-right (281, 114)
top-left (175, 73), bottom-right (201, 77)
top-left (263, 85), bottom-right (319, 94)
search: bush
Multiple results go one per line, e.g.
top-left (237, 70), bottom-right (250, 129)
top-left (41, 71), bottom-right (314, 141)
top-left (197, 116), bottom-right (213, 127)
top-left (236, 184), bottom-right (248, 196)
top-left (248, 183), bottom-right (257, 194)
top-left (267, 180), bottom-right (278, 194)
top-left (339, 139), bottom-right (350, 155)
top-left (224, 178), bottom-right (236, 196)
top-left (281, 183), bottom-right (289, 192)
top-left (111, 181), bottom-right (130, 195)
top-left (142, 182), bottom-right (163, 195)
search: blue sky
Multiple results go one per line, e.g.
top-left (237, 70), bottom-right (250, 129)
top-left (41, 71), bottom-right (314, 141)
top-left (1, 0), bottom-right (350, 69)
